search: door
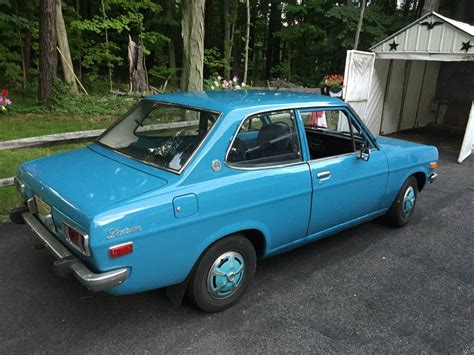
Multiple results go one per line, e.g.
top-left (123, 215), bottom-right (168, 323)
top-left (298, 108), bottom-right (388, 236)
top-left (226, 109), bottom-right (312, 248)
top-left (343, 50), bottom-right (376, 121)
top-left (458, 100), bottom-right (474, 163)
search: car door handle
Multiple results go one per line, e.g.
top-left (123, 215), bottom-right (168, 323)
top-left (316, 171), bottom-right (331, 184)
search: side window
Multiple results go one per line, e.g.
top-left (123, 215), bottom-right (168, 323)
top-left (301, 109), bottom-right (366, 160)
top-left (227, 110), bottom-right (302, 167)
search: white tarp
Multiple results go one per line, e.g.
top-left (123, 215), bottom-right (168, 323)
top-left (458, 101), bottom-right (474, 163)
top-left (343, 50), bottom-right (375, 123)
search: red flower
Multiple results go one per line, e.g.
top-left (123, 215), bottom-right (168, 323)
top-left (1, 89), bottom-right (8, 96)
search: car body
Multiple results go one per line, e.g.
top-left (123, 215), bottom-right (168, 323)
top-left (12, 91), bottom-right (438, 311)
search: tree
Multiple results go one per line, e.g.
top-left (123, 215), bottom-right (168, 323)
top-left (353, 0), bottom-right (367, 49)
top-left (181, 0), bottom-right (206, 91)
top-left (421, 0), bottom-right (440, 15)
top-left (165, 0), bottom-right (176, 68)
top-left (38, 0), bottom-right (58, 107)
top-left (56, 0), bottom-right (79, 94)
top-left (128, 35), bottom-right (148, 94)
top-left (223, 0), bottom-right (236, 79)
top-left (265, 0), bottom-right (282, 79)
top-left (243, 0), bottom-right (250, 84)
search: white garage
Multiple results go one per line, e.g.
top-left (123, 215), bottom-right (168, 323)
top-left (343, 11), bottom-right (474, 163)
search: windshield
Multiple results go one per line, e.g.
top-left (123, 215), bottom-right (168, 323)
top-left (98, 100), bottom-right (220, 172)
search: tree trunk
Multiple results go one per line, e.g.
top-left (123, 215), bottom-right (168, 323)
top-left (101, 0), bottom-right (113, 92)
top-left (128, 36), bottom-right (148, 94)
top-left (56, 0), bottom-right (79, 94)
top-left (38, 0), bottom-right (58, 107)
top-left (21, 30), bottom-right (32, 89)
top-left (265, 0), bottom-right (282, 79)
top-left (421, 0), bottom-right (440, 16)
top-left (181, 0), bottom-right (206, 91)
top-left (243, 0), bottom-right (250, 84)
top-left (223, 0), bottom-right (232, 79)
top-left (353, 0), bottom-right (367, 50)
top-left (165, 0), bottom-right (176, 68)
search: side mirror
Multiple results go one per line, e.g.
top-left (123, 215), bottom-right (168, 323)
top-left (358, 144), bottom-right (370, 161)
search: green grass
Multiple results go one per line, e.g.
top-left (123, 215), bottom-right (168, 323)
top-left (0, 113), bottom-right (116, 141)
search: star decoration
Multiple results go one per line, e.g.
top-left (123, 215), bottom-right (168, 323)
top-left (461, 40), bottom-right (473, 52)
top-left (389, 40), bottom-right (399, 51)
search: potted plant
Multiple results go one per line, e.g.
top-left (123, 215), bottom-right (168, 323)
top-left (320, 74), bottom-right (344, 98)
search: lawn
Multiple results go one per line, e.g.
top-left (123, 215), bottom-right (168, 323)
top-left (0, 112), bottom-right (123, 222)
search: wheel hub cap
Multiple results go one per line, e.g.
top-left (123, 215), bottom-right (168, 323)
top-left (403, 186), bottom-right (416, 215)
top-left (207, 251), bottom-right (245, 299)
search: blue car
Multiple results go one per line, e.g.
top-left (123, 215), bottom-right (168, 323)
top-left (11, 91), bottom-right (438, 312)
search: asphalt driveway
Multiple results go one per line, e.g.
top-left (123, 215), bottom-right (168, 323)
top-left (0, 149), bottom-right (472, 353)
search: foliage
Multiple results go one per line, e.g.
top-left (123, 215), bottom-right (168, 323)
top-left (204, 48), bottom-right (228, 74)
top-left (204, 74), bottom-right (249, 91)
top-left (0, 0), bottom-right (456, 106)
top-left (0, 89), bottom-right (12, 113)
top-left (321, 74), bottom-right (344, 89)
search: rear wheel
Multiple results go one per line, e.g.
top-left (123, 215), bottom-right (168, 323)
top-left (188, 234), bottom-right (257, 312)
top-left (387, 176), bottom-right (418, 227)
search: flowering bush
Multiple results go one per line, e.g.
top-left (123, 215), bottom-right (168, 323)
top-left (0, 89), bottom-right (12, 112)
top-left (205, 75), bottom-right (249, 91)
top-left (321, 74), bottom-right (344, 90)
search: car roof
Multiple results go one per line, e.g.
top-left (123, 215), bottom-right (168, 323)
top-left (147, 90), bottom-right (344, 113)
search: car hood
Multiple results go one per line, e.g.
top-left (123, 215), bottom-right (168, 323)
top-left (18, 146), bottom-right (168, 222)
top-left (375, 136), bottom-right (425, 150)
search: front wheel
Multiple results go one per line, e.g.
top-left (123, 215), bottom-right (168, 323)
top-left (386, 176), bottom-right (418, 227)
top-left (188, 234), bottom-right (257, 312)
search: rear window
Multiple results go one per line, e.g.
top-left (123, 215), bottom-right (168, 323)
top-left (98, 100), bottom-right (220, 172)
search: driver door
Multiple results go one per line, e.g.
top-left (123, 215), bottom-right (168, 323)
top-left (298, 108), bottom-right (389, 236)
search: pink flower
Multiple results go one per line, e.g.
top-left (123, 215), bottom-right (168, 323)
top-left (5, 99), bottom-right (11, 105)
top-left (0, 96), bottom-right (3, 103)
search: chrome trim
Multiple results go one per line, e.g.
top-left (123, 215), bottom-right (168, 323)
top-left (69, 263), bottom-right (129, 292)
top-left (26, 197), bottom-right (37, 215)
top-left (24, 212), bottom-right (70, 259)
top-left (308, 151), bottom-right (358, 163)
top-left (316, 171), bottom-right (331, 179)
top-left (428, 172), bottom-right (437, 183)
top-left (224, 160), bottom-right (306, 171)
top-left (96, 100), bottom-right (223, 175)
top-left (63, 222), bottom-right (91, 257)
top-left (23, 212), bottom-right (128, 292)
top-left (14, 177), bottom-right (25, 196)
top-left (225, 109), bottom-right (304, 171)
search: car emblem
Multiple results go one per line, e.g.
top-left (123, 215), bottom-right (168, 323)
top-left (107, 226), bottom-right (142, 239)
top-left (212, 159), bottom-right (221, 172)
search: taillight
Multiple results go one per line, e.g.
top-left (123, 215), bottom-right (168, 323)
top-left (64, 223), bottom-right (90, 256)
top-left (109, 242), bottom-right (133, 258)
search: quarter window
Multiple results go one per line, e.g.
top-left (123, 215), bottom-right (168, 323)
top-left (227, 110), bottom-right (302, 167)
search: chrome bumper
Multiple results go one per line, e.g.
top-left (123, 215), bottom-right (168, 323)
top-left (23, 212), bottom-right (129, 292)
top-left (428, 172), bottom-right (438, 183)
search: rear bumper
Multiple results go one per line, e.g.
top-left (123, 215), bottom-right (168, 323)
top-left (23, 212), bottom-right (129, 292)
